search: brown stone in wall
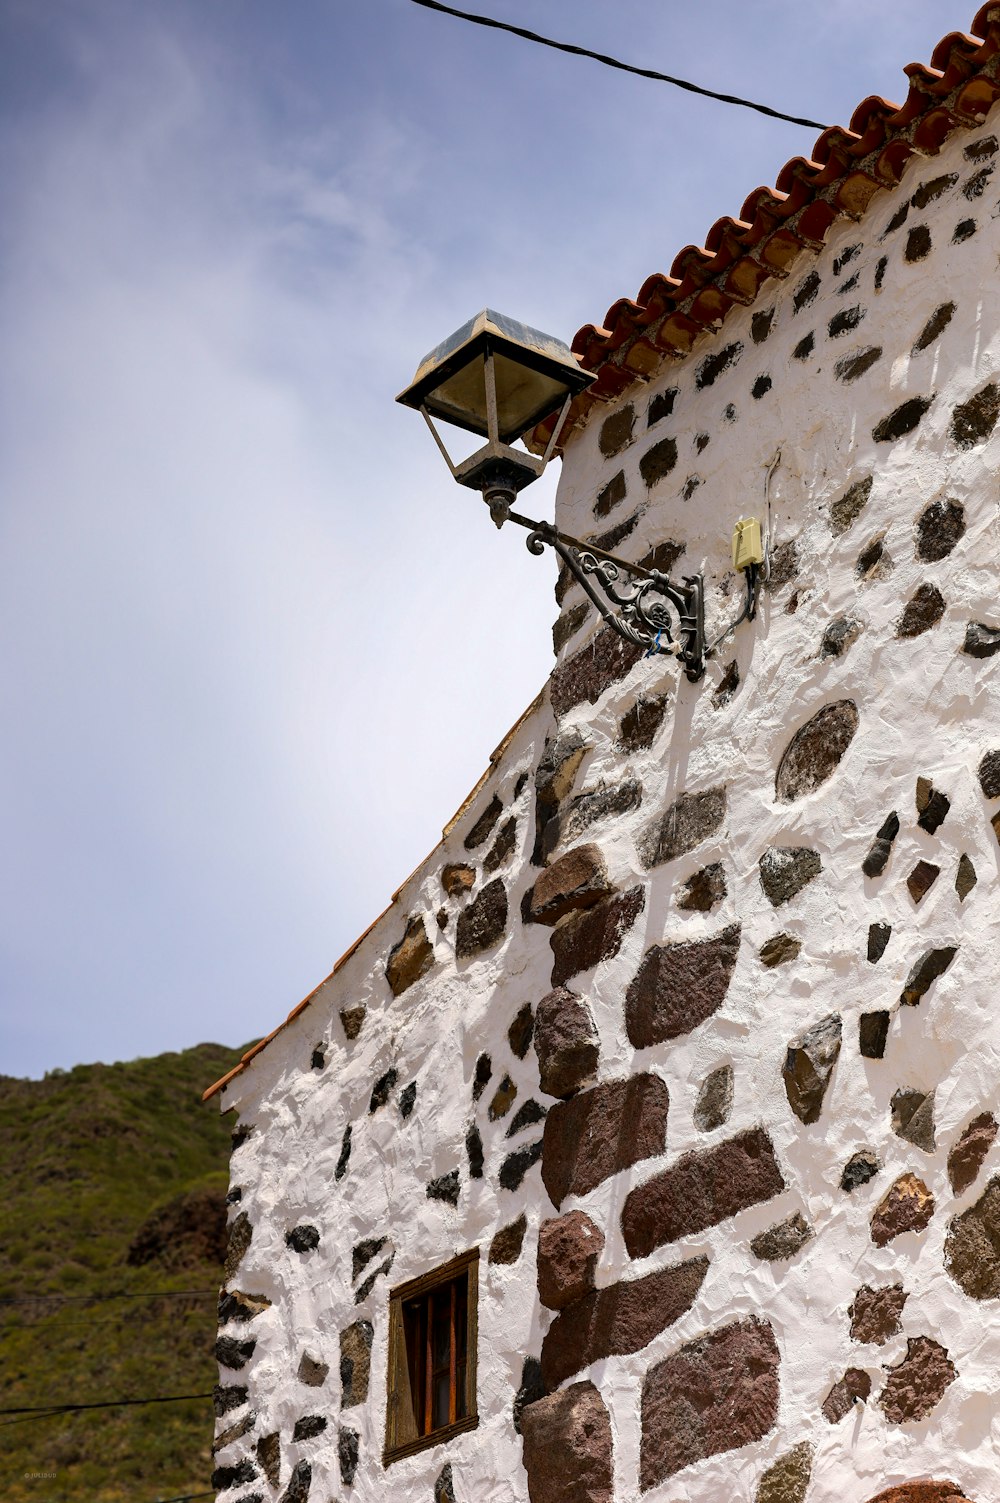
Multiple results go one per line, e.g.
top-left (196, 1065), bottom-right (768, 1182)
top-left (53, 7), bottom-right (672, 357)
top-left (755, 1443), bottom-right (813, 1503)
top-left (637, 786), bottom-right (727, 869)
top-left (559, 778), bottom-right (643, 846)
top-left (537, 1210), bottom-right (604, 1310)
top-left (549, 884), bottom-right (645, 987)
top-left (871, 1173), bottom-right (935, 1246)
top-left (759, 846), bottom-right (821, 906)
top-left (948, 1112), bottom-right (998, 1195)
top-left (541, 1072), bottom-right (669, 1209)
top-left (944, 1175), bottom-right (1000, 1298)
top-left (916, 498), bottom-right (965, 560)
top-left (224, 1211), bottom-right (252, 1280)
top-left (533, 988), bottom-right (599, 1099)
top-left (385, 916), bottom-right (435, 997)
top-left (750, 1212), bottom-right (813, 1263)
top-left (441, 863), bottom-right (475, 897)
top-left (618, 693), bottom-right (669, 752)
top-left (677, 862), bottom-right (727, 912)
top-left (520, 1380), bottom-right (613, 1503)
top-left (599, 404), bottom-right (635, 458)
top-left (529, 844), bottom-right (615, 926)
top-left (541, 1256), bottom-right (708, 1389)
top-left (455, 878), bottom-right (508, 958)
top-left (891, 1088), bottom-right (936, 1151)
top-left (549, 624), bottom-right (644, 718)
top-left (693, 1063), bottom-right (733, 1131)
top-left (897, 584), bottom-right (946, 639)
top-left (863, 1486), bottom-right (972, 1503)
top-left (625, 924), bottom-right (741, 1047)
top-left (850, 1283), bottom-right (908, 1344)
top-left (822, 1367), bottom-right (871, 1423)
top-left (640, 1317), bottom-right (779, 1488)
top-left (484, 817), bottom-right (517, 873)
top-left (489, 1214), bottom-right (527, 1266)
top-left (622, 1127), bottom-right (784, 1259)
top-left (900, 945), bottom-right (957, 1005)
top-left (879, 1336), bottom-right (956, 1423)
top-left (340, 1006), bottom-right (366, 1041)
top-left (339, 1319), bottom-right (373, 1407)
top-left (951, 382), bottom-right (1000, 449)
top-left (775, 700), bottom-right (859, 802)
top-left (783, 1014), bottom-right (842, 1124)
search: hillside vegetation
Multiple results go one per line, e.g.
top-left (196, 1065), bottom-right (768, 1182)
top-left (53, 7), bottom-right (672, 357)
top-left (0, 1042), bottom-right (247, 1503)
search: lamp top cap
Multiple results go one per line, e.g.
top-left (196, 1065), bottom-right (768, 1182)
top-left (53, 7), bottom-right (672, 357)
top-left (396, 308), bottom-right (592, 414)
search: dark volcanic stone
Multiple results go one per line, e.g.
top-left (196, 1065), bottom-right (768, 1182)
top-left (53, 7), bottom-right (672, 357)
top-left (897, 583), bottom-right (945, 638)
top-left (212, 1460), bottom-right (258, 1491)
top-left (472, 1052), bottom-right (492, 1101)
top-left (677, 862), bottom-right (727, 912)
top-left (905, 224), bottom-right (931, 261)
top-left (352, 1256), bottom-right (392, 1307)
top-left (822, 1367), bottom-right (871, 1423)
top-left (759, 847), bottom-right (821, 906)
top-left (297, 1353), bottom-right (328, 1388)
top-left (755, 1444), bottom-right (813, 1503)
top-left (560, 778), bottom-right (643, 845)
top-left (506, 1098), bottom-right (547, 1137)
top-left (907, 860), bottom-right (940, 904)
top-left (618, 693), bottom-right (669, 751)
top-left (879, 1338), bottom-right (956, 1424)
top-left (945, 1175), bottom-right (1000, 1297)
top-left (426, 1170), bottom-right (460, 1206)
top-left (484, 816), bottom-right (517, 873)
top-left (963, 621), bottom-right (1000, 658)
top-left (696, 340), bottom-right (743, 388)
top-left (369, 1068), bottom-right (398, 1113)
top-left (793, 270), bottom-right (821, 311)
top-left (874, 254), bottom-right (888, 287)
top-left (334, 1124), bottom-right (352, 1181)
top-left (337, 1426), bottom-right (358, 1487)
top-left (224, 1212), bottom-right (252, 1280)
top-left (292, 1414), bottom-right (327, 1442)
top-left (828, 305), bottom-right (865, 338)
top-left (783, 1014), bottom-right (841, 1125)
top-left (215, 1335), bottom-right (256, 1370)
top-left (766, 538), bottom-right (799, 589)
top-left (552, 601), bottom-right (589, 655)
top-left (637, 786), bottom-right (727, 868)
top-left (339, 1319), bottom-right (373, 1406)
top-left (218, 1289), bottom-right (271, 1324)
top-left (648, 387), bottom-right (678, 425)
top-left (856, 531), bottom-right (893, 581)
top-left (521, 1381), bottom-right (613, 1503)
top-left (213, 1384), bottom-right (248, 1417)
top-left (285, 1225), bottom-right (320, 1254)
top-left (694, 1063), bottom-right (734, 1131)
top-left (257, 1432), bottom-right (280, 1487)
top-left (435, 1463), bottom-right (456, 1503)
top-left (279, 1460), bottom-right (311, 1503)
top-left (956, 853), bottom-right (977, 901)
top-left (549, 624), bottom-right (644, 718)
top-left (830, 475), bottom-right (873, 534)
top-left (954, 217), bottom-right (977, 242)
top-left (868, 923), bottom-right (891, 963)
top-left (441, 862), bottom-right (475, 897)
top-left (499, 1138), bottom-right (543, 1191)
top-left (820, 616), bottom-right (862, 658)
top-left (625, 924), bottom-right (740, 1048)
top-left (750, 1211), bottom-right (813, 1262)
top-left (512, 1355), bottom-right (545, 1436)
top-left (549, 885), bottom-right (645, 987)
top-left (640, 1317), bottom-right (779, 1488)
top-left (622, 1127), bottom-right (784, 1258)
top-left (398, 1080), bottom-right (417, 1119)
top-left (859, 1012), bottom-right (890, 1060)
top-left (951, 382), bottom-right (1000, 449)
top-left (310, 1044), bottom-right (325, 1070)
top-left (488, 1212), bottom-right (527, 1265)
top-left (640, 436), bottom-right (679, 487)
top-left (835, 346), bottom-right (883, 383)
top-left (916, 777), bottom-right (951, 833)
top-left (385, 916), bottom-right (434, 997)
top-left (775, 700), bottom-right (858, 802)
top-left (593, 469), bottom-right (626, 519)
top-left (751, 308), bottom-right (775, 343)
top-left (912, 302), bottom-right (956, 355)
top-left (488, 1074), bottom-right (516, 1120)
top-left (508, 1002), bottom-right (534, 1059)
top-left (900, 945), bottom-right (957, 1006)
top-left (541, 1256), bottom-right (709, 1389)
top-left (752, 375), bottom-right (772, 399)
top-left (862, 811), bottom-right (900, 878)
top-left (965, 135), bottom-right (998, 159)
top-left (529, 844), bottom-right (614, 926)
top-left (712, 659), bottom-right (740, 707)
top-left (871, 1173), bottom-right (934, 1246)
top-left (873, 395), bottom-right (933, 443)
top-left (850, 1283), bottom-right (907, 1344)
top-left (883, 201), bottom-right (910, 235)
top-left (599, 403), bottom-right (635, 458)
top-left (891, 1089), bottom-right (936, 1152)
top-left (542, 1073), bottom-right (669, 1209)
top-left (793, 332), bottom-right (815, 359)
top-left (537, 1209), bottom-right (604, 1310)
top-left (455, 877), bottom-right (507, 958)
top-left (466, 1123), bottom-right (484, 1178)
top-left (463, 793), bottom-right (502, 851)
top-left (963, 164), bottom-right (995, 198)
top-left (948, 1112), bottom-right (998, 1195)
top-left (352, 1236), bottom-right (387, 1280)
top-left (340, 1006), bottom-right (365, 1041)
top-left (841, 1151), bottom-right (881, 1192)
top-left (760, 933), bottom-right (801, 968)
top-left (912, 173), bottom-right (957, 207)
top-left (533, 987), bottom-right (599, 1099)
top-left (978, 749), bottom-right (1000, 797)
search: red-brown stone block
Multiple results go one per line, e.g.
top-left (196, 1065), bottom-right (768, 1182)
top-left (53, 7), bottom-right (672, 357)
top-left (520, 1380), bottom-right (613, 1503)
top-left (541, 1073), bottom-right (669, 1209)
top-left (549, 886), bottom-right (646, 987)
top-left (537, 1210), bottom-right (604, 1310)
top-left (640, 1317), bottom-right (779, 1488)
top-left (530, 844), bottom-right (615, 926)
top-left (622, 1127), bottom-right (784, 1259)
top-left (625, 925), bottom-right (741, 1047)
top-left (948, 1111), bottom-right (998, 1195)
top-left (879, 1336), bottom-right (956, 1423)
top-left (533, 988), bottom-right (600, 1100)
top-left (871, 1173), bottom-right (935, 1247)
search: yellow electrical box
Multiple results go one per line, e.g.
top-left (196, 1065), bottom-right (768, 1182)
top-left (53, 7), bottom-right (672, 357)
top-left (732, 516), bottom-right (764, 570)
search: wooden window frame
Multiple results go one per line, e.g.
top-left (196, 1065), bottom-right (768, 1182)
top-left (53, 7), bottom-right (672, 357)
top-left (383, 1247), bottom-right (479, 1466)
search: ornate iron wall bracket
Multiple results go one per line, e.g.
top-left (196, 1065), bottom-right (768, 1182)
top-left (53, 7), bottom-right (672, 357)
top-left (506, 511), bottom-right (708, 682)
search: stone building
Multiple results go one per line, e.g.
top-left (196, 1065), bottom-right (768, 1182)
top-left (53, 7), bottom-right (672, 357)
top-left (206, 10), bottom-right (1000, 1502)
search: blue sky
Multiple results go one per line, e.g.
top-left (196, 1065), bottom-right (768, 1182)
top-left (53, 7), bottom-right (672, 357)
top-left (0, 0), bottom-right (958, 1076)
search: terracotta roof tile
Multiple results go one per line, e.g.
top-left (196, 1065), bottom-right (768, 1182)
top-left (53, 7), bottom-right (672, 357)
top-left (530, 5), bottom-right (1000, 453)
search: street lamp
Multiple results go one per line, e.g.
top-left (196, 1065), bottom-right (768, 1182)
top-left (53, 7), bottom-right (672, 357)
top-left (398, 310), bottom-right (761, 682)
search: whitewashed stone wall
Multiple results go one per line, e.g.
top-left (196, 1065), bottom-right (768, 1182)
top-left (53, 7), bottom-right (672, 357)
top-left (212, 117), bottom-right (1000, 1503)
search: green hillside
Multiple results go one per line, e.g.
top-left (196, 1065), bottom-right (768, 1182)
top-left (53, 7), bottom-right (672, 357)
top-left (0, 1042), bottom-right (248, 1503)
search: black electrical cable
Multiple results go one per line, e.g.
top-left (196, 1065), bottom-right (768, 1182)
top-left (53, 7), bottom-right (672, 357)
top-left (0, 1289), bottom-right (216, 1305)
top-left (409, 0), bottom-right (831, 131)
top-left (0, 1392), bottom-right (214, 1428)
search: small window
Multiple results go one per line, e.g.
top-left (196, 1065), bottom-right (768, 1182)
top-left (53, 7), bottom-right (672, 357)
top-left (384, 1248), bottom-right (479, 1465)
